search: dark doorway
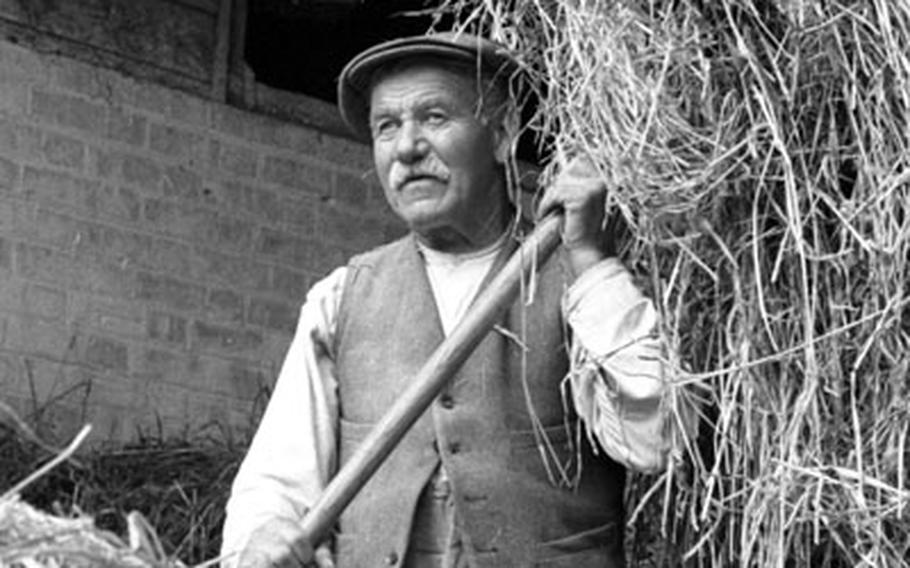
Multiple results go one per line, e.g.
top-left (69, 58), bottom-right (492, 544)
top-left (245, 0), bottom-right (445, 105)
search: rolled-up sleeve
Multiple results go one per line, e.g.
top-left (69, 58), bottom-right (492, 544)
top-left (563, 258), bottom-right (669, 473)
top-left (220, 267), bottom-right (346, 566)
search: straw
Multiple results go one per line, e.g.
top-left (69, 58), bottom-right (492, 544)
top-left (437, 1), bottom-right (910, 565)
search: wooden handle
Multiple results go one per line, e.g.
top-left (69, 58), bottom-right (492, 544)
top-left (295, 214), bottom-right (563, 555)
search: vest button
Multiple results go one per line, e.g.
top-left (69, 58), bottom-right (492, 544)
top-left (439, 394), bottom-right (454, 408)
top-left (385, 551), bottom-right (399, 565)
top-left (449, 442), bottom-right (461, 454)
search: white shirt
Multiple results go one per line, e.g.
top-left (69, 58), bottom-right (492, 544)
top-left (221, 250), bottom-right (667, 564)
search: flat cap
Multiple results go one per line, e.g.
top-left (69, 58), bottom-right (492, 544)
top-left (337, 32), bottom-right (521, 142)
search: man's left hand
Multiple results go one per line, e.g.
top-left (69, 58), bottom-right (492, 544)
top-left (537, 155), bottom-right (610, 276)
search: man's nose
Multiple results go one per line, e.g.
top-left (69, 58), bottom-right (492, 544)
top-left (394, 120), bottom-right (428, 164)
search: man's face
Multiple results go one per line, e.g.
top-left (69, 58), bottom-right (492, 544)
top-left (369, 63), bottom-right (507, 251)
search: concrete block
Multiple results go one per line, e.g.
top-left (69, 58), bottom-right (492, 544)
top-left (107, 107), bottom-right (147, 147)
top-left (209, 180), bottom-right (284, 225)
top-left (13, 231), bottom-right (136, 298)
top-left (333, 169), bottom-right (374, 208)
top-left (82, 334), bottom-right (129, 372)
top-left (144, 198), bottom-right (253, 254)
top-left (0, 41), bottom-right (49, 85)
top-left (211, 105), bottom-right (300, 152)
top-left (30, 89), bottom-right (107, 138)
top-left (366, 176), bottom-right (394, 212)
top-left (209, 105), bottom-right (256, 140)
top-left (209, 213), bottom-right (255, 255)
top-left (261, 155), bottom-right (332, 196)
top-left (192, 320), bottom-right (263, 353)
top-left (206, 288), bottom-right (244, 323)
top-left (316, 204), bottom-right (389, 250)
top-left (210, 139), bottom-right (258, 180)
top-left (3, 315), bottom-right (79, 362)
top-left (87, 146), bottom-right (117, 180)
top-left (147, 311), bottom-right (187, 345)
top-left (211, 104), bottom-right (371, 174)
top-left (155, 89), bottom-right (210, 128)
top-left (137, 346), bottom-right (179, 372)
top-left (0, 235), bottom-right (10, 270)
top-left (248, 297), bottom-right (298, 334)
top-left (0, 273), bottom-right (27, 315)
top-left (305, 240), bottom-right (349, 279)
top-left (41, 131), bottom-right (85, 171)
top-left (196, 250), bottom-right (270, 291)
top-left (95, 185), bottom-right (141, 222)
top-left (68, 292), bottom-right (145, 339)
top-left (48, 54), bottom-right (116, 102)
top-left (149, 122), bottom-right (204, 164)
top-left (21, 166), bottom-right (100, 214)
top-left (0, 353), bottom-right (23, 397)
top-left (0, 156), bottom-right (19, 191)
top-left (23, 283), bottom-right (66, 322)
top-left (142, 198), bottom-right (204, 239)
top-left (139, 236), bottom-right (194, 275)
top-left (32, 208), bottom-right (91, 252)
top-left (0, 117), bottom-right (42, 158)
top-left (257, 227), bottom-right (310, 267)
top-left (318, 133), bottom-right (373, 174)
top-left (135, 271), bottom-right (205, 312)
top-left (0, 74), bottom-right (29, 115)
top-left (271, 266), bottom-right (308, 302)
top-left (121, 152), bottom-right (162, 191)
top-left (162, 165), bottom-right (201, 201)
top-left (279, 193), bottom-right (318, 231)
top-left (201, 356), bottom-right (270, 400)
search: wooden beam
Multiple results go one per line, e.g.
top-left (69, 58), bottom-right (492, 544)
top-left (210, 0), bottom-right (232, 101)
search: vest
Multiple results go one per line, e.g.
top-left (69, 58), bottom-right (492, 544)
top-left (334, 233), bottom-right (626, 568)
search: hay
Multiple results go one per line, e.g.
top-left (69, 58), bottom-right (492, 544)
top-left (1, 406), bottom-right (240, 567)
top-left (0, 496), bottom-right (167, 567)
top-left (437, 1), bottom-right (910, 566)
top-left (0, 423), bottom-right (169, 567)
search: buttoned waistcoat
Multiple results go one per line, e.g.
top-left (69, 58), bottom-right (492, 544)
top-left (333, 233), bottom-right (626, 568)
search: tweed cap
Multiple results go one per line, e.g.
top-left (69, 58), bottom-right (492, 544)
top-left (337, 32), bottom-right (522, 142)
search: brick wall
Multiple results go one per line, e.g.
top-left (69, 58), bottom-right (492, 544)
top-left (0, 39), bottom-right (404, 445)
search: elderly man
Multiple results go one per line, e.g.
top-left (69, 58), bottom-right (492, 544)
top-left (222, 33), bottom-right (669, 568)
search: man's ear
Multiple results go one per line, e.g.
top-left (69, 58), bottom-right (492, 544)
top-left (492, 106), bottom-right (520, 165)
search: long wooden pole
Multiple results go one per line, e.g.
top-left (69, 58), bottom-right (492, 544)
top-left (293, 214), bottom-right (563, 557)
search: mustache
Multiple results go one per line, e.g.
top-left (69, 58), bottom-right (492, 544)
top-left (389, 157), bottom-right (450, 191)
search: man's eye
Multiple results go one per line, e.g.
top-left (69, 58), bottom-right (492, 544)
top-left (425, 112), bottom-right (448, 125)
top-left (371, 120), bottom-right (397, 138)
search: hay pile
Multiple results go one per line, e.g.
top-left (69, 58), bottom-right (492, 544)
top-left (0, 496), bottom-right (168, 567)
top-left (1, 408), bottom-right (240, 567)
top-left (440, 1), bottom-right (910, 566)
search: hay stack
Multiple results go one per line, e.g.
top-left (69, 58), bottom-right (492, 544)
top-left (440, 1), bottom-right (910, 566)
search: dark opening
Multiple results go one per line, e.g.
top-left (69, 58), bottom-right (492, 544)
top-left (245, 0), bottom-right (445, 105)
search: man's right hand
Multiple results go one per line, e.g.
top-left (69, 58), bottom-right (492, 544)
top-left (235, 517), bottom-right (334, 568)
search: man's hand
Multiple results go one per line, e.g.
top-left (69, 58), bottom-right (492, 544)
top-left (536, 155), bottom-right (610, 276)
top-left (235, 517), bottom-right (334, 568)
